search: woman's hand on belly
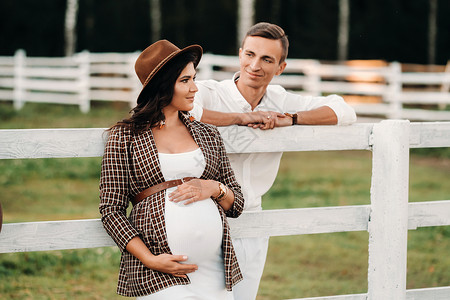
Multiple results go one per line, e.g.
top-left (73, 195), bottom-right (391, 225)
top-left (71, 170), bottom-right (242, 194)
top-left (126, 236), bottom-right (198, 278)
top-left (146, 253), bottom-right (198, 278)
top-left (168, 179), bottom-right (217, 205)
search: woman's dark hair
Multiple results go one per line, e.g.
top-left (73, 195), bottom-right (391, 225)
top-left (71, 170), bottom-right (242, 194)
top-left (111, 51), bottom-right (199, 134)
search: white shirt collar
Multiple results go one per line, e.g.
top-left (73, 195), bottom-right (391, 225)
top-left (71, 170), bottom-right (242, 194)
top-left (231, 72), bottom-right (274, 112)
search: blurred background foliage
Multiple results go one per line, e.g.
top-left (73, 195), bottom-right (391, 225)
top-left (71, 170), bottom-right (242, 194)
top-left (0, 0), bottom-right (449, 64)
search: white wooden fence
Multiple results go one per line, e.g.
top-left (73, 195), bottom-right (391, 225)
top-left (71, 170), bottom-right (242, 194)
top-left (1, 49), bottom-right (449, 120)
top-left (0, 120), bottom-right (449, 299)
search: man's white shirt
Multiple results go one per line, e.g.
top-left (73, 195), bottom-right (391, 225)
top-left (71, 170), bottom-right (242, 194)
top-left (190, 72), bottom-right (357, 211)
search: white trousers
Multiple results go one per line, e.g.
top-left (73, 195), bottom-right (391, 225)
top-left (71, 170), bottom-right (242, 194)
top-left (231, 236), bottom-right (270, 300)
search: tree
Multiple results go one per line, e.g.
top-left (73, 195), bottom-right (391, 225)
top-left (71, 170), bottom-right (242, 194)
top-left (64, 0), bottom-right (79, 56)
top-left (150, 0), bottom-right (161, 42)
top-left (338, 0), bottom-right (350, 61)
top-left (428, 0), bottom-right (438, 64)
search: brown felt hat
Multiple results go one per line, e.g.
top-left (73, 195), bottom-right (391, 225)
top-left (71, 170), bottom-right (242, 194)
top-left (135, 40), bottom-right (202, 104)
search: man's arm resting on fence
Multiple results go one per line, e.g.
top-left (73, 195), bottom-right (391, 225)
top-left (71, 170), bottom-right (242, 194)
top-left (200, 109), bottom-right (285, 127)
top-left (275, 106), bottom-right (338, 127)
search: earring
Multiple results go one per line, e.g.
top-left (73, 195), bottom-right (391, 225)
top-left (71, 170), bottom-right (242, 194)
top-left (188, 112), bottom-right (195, 122)
top-left (159, 120), bottom-right (165, 129)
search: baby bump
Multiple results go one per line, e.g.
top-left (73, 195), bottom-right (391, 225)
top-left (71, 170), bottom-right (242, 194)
top-left (165, 195), bottom-right (223, 265)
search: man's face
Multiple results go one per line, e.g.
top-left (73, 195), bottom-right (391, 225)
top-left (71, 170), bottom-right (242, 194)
top-left (238, 36), bottom-right (287, 89)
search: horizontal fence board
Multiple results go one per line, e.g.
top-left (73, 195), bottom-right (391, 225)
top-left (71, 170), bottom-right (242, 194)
top-left (0, 128), bottom-right (107, 159)
top-left (228, 206), bottom-right (371, 238)
top-left (0, 77), bottom-right (14, 87)
top-left (0, 66), bottom-right (14, 76)
top-left (0, 219), bottom-right (115, 253)
top-left (271, 75), bottom-right (309, 88)
top-left (284, 58), bottom-right (318, 68)
top-left (24, 92), bottom-right (80, 104)
top-left (25, 57), bottom-right (76, 66)
top-left (319, 81), bottom-right (388, 95)
top-left (90, 90), bottom-right (134, 102)
top-left (288, 294), bottom-right (367, 300)
top-left (405, 286), bottom-right (450, 300)
top-left (401, 72), bottom-right (450, 84)
top-left (351, 104), bottom-right (391, 115)
top-left (217, 124), bottom-right (373, 153)
top-left (90, 64), bottom-right (131, 74)
top-left (399, 92), bottom-right (450, 103)
top-left (401, 109), bottom-right (450, 122)
top-left (288, 287), bottom-right (450, 300)
top-left (0, 206), bottom-right (370, 253)
top-left (25, 67), bottom-right (81, 79)
top-left (311, 65), bottom-right (393, 77)
top-left (0, 89), bottom-right (13, 99)
top-left (0, 123), bottom-right (447, 160)
top-left (410, 122), bottom-right (450, 148)
top-left (408, 200), bottom-right (450, 229)
top-left (0, 125), bottom-right (374, 160)
top-left (0, 57), bottom-right (14, 64)
top-left (2, 201), bottom-right (449, 253)
top-left (90, 76), bottom-right (134, 89)
top-left (24, 79), bottom-right (81, 92)
top-left (88, 52), bottom-right (138, 63)
top-left (199, 54), bottom-right (239, 66)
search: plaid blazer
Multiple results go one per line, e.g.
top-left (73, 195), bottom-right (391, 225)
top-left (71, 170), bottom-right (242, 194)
top-left (99, 112), bottom-right (244, 297)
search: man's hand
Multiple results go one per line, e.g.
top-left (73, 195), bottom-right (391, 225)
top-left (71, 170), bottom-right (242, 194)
top-left (273, 114), bottom-right (293, 127)
top-left (246, 111), bottom-right (286, 130)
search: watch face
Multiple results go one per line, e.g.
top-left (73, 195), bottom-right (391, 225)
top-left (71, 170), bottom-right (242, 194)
top-left (216, 183), bottom-right (226, 199)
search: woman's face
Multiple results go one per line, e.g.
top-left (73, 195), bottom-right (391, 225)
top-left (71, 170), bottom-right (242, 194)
top-left (166, 62), bottom-right (198, 112)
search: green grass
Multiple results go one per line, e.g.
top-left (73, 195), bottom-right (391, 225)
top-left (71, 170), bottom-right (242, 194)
top-left (0, 102), bottom-right (449, 299)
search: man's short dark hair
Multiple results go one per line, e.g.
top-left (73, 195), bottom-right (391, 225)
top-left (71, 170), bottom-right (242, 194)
top-left (242, 22), bottom-right (289, 63)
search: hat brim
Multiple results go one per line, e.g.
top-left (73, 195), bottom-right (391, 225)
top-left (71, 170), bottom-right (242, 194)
top-left (137, 44), bottom-right (203, 104)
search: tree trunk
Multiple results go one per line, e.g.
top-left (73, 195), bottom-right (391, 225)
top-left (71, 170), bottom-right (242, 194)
top-left (237, 0), bottom-right (255, 47)
top-left (150, 0), bottom-right (162, 42)
top-left (64, 0), bottom-right (79, 57)
top-left (428, 0), bottom-right (438, 65)
top-left (338, 0), bottom-right (350, 61)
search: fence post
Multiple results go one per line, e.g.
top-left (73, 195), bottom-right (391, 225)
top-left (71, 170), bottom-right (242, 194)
top-left (386, 62), bottom-right (402, 119)
top-left (13, 49), bottom-right (26, 110)
top-left (368, 120), bottom-right (410, 300)
top-left (76, 50), bottom-right (90, 113)
top-left (303, 60), bottom-right (322, 96)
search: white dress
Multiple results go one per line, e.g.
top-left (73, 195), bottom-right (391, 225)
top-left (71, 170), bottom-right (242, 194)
top-left (137, 148), bottom-right (233, 300)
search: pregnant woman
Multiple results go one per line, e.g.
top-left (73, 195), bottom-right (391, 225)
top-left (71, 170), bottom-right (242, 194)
top-left (99, 40), bottom-right (243, 299)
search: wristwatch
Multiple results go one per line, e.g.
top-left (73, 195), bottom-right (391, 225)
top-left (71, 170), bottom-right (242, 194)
top-left (213, 182), bottom-right (227, 202)
top-left (284, 112), bottom-right (298, 125)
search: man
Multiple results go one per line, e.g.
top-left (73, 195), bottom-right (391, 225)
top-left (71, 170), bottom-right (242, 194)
top-left (190, 22), bottom-right (357, 300)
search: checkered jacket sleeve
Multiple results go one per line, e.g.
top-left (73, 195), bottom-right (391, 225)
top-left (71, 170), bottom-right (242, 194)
top-left (208, 125), bottom-right (244, 218)
top-left (99, 126), bottom-right (139, 252)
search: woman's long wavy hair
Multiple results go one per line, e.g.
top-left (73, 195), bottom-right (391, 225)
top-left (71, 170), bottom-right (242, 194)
top-left (111, 51), bottom-right (199, 134)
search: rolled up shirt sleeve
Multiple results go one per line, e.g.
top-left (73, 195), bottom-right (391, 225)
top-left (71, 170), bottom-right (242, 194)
top-left (283, 92), bottom-right (357, 125)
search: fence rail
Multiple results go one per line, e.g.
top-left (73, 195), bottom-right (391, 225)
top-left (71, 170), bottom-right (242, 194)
top-left (0, 121), bottom-right (449, 300)
top-left (1, 50), bottom-right (449, 120)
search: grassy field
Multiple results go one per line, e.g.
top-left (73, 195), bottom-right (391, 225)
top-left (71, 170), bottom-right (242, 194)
top-left (0, 102), bottom-right (449, 299)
